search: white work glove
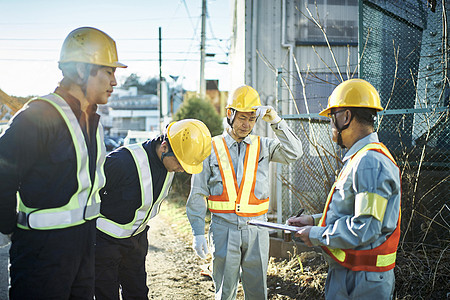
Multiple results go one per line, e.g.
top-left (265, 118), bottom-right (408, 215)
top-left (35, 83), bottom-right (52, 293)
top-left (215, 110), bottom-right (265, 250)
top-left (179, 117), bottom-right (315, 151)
top-left (192, 235), bottom-right (209, 259)
top-left (252, 106), bottom-right (282, 124)
top-left (0, 233), bottom-right (11, 248)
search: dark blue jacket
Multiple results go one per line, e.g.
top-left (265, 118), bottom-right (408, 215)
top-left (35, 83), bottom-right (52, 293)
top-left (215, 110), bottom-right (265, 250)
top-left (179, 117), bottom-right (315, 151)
top-left (99, 138), bottom-right (168, 226)
top-left (0, 87), bottom-right (100, 234)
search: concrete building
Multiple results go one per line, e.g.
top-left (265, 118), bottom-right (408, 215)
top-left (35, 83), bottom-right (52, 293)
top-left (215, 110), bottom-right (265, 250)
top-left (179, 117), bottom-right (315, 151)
top-left (229, 0), bottom-right (359, 219)
top-left (229, 0), bottom-right (358, 119)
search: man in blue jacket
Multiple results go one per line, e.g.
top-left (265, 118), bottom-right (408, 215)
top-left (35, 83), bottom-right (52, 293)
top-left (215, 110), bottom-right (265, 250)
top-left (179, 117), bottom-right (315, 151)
top-left (0, 27), bottom-right (126, 299)
top-left (289, 79), bottom-right (401, 299)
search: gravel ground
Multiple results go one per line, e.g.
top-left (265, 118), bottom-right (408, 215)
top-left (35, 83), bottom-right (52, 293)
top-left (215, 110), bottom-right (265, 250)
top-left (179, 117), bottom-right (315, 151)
top-left (146, 213), bottom-right (216, 299)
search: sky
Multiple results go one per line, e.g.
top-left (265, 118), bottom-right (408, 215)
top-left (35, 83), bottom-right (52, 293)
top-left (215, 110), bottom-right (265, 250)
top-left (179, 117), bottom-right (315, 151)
top-left (0, 0), bottom-right (231, 97)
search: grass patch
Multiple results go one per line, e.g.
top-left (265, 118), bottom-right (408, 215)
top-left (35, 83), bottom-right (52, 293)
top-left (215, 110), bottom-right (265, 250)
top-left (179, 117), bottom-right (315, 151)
top-left (159, 194), bottom-right (211, 242)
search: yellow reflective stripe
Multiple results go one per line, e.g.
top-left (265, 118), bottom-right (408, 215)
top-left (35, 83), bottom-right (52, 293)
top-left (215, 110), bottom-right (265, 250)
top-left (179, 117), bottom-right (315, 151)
top-left (209, 200), bottom-right (235, 210)
top-left (318, 183), bottom-right (336, 226)
top-left (376, 252), bottom-right (397, 267)
top-left (214, 137), bottom-right (237, 203)
top-left (355, 192), bottom-right (388, 222)
top-left (17, 94), bottom-right (106, 229)
top-left (327, 247), bottom-right (346, 262)
top-left (320, 143), bottom-right (395, 228)
top-left (238, 201), bottom-right (269, 213)
top-left (237, 136), bottom-right (261, 212)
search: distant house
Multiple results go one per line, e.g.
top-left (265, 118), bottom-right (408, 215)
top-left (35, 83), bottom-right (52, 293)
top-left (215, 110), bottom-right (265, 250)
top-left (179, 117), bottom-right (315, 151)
top-left (100, 86), bottom-right (160, 137)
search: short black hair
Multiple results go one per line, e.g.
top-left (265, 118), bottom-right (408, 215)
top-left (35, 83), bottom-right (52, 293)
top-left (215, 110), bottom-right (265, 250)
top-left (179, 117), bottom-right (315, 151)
top-left (348, 107), bottom-right (377, 126)
top-left (59, 62), bottom-right (101, 82)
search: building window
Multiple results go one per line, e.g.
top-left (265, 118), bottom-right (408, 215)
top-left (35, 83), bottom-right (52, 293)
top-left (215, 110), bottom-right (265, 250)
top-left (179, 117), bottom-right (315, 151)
top-left (297, 0), bottom-right (358, 43)
top-left (309, 0), bottom-right (357, 5)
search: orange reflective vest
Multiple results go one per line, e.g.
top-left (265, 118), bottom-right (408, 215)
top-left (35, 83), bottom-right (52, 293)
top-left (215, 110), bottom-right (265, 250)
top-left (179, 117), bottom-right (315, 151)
top-left (319, 142), bottom-right (401, 272)
top-left (207, 135), bottom-right (269, 217)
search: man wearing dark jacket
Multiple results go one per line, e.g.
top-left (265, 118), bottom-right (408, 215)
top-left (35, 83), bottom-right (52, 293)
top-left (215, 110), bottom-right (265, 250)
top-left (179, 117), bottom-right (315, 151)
top-left (0, 27), bottom-right (126, 299)
top-left (94, 119), bottom-right (212, 300)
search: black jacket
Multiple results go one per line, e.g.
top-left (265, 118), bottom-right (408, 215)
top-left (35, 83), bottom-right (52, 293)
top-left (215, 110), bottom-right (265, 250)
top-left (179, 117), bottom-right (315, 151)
top-left (99, 138), bottom-right (168, 226)
top-left (0, 87), bottom-right (100, 234)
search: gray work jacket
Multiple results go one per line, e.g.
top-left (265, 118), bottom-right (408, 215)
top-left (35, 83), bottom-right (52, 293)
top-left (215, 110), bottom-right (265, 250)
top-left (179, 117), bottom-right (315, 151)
top-left (187, 119), bottom-right (303, 235)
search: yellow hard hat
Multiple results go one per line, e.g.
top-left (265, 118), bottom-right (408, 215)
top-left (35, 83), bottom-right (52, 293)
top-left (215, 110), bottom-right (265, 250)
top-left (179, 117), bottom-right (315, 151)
top-left (166, 119), bottom-right (212, 174)
top-left (59, 27), bottom-right (127, 68)
top-left (319, 79), bottom-right (383, 117)
top-left (226, 85), bottom-right (262, 112)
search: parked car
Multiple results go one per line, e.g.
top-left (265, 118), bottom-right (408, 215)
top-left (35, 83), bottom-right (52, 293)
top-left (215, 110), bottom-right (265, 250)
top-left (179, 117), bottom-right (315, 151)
top-left (104, 137), bottom-right (120, 151)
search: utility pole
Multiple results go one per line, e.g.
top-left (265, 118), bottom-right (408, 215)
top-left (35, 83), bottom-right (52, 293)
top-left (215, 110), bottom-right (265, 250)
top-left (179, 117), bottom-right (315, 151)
top-left (199, 0), bottom-right (207, 98)
top-left (159, 26), bottom-right (163, 131)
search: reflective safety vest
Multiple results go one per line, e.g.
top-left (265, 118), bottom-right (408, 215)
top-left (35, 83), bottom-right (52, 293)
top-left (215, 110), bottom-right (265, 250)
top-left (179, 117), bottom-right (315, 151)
top-left (207, 135), bottom-right (269, 217)
top-left (319, 142), bottom-right (401, 272)
top-left (17, 93), bottom-right (106, 230)
top-left (97, 143), bottom-right (174, 238)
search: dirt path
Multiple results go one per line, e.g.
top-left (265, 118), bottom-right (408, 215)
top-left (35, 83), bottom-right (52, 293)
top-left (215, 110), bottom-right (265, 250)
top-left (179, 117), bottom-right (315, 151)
top-left (146, 214), bottom-right (216, 299)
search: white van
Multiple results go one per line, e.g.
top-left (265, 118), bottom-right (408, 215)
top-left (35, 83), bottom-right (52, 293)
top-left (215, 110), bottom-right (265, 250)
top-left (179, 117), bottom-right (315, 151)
top-left (0, 123), bottom-right (8, 136)
top-left (123, 130), bottom-right (160, 145)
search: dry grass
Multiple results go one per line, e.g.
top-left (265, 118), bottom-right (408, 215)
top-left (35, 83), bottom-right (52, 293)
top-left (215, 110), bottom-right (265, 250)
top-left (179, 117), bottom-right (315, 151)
top-left (265, 246), bottom-right (450, 299)
top-left (267, 250), bottom-right (327, 299)
top-left (394, 247), bottom-right (450, 299)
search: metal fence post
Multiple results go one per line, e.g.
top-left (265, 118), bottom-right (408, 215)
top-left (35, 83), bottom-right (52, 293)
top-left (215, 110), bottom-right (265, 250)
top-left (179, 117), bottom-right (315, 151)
top-left (276, 68), bottom-right (283, 229)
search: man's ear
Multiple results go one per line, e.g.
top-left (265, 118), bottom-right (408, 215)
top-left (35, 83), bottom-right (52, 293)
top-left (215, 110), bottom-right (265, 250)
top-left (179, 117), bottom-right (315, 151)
top-left (227, 109), bottom-right (232, 119)
top-left (76, 63), bottom-right (87, 81)
top-left (160, 140), bottom-right (168, 153)
top-left (344, 110), bottom-right (352, 125)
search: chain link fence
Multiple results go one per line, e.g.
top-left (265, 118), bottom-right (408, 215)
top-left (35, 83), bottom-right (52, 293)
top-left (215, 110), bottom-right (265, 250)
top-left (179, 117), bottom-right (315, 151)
top-left (275, 0), bottom-right (449, 247)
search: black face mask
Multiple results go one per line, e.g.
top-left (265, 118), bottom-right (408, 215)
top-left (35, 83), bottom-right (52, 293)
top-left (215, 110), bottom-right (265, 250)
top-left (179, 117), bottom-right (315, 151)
top-left (329, 109), bottom-right (353, 149)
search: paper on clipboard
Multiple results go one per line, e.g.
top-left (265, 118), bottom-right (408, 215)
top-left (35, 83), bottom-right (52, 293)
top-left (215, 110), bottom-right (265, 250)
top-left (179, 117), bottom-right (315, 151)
top-left (247, 220), bottom-right (301, 232)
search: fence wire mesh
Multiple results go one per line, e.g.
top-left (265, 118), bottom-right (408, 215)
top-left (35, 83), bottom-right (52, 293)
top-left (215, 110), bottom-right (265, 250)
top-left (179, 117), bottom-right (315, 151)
top-left (275, 0), bottom-right (449, 247)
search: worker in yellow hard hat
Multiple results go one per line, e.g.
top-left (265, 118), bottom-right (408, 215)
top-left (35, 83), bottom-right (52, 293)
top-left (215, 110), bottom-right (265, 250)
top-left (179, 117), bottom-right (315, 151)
top-left (95, 119), bottom-right (211, 299)
top-left (318, 78), bottom-right (383, 148)
top-left (0, 27), bottom-right (126, 298)
top-left (186, 85), bottom-right (303, 299)
top-left (288, 79), bottom-right (401, 299)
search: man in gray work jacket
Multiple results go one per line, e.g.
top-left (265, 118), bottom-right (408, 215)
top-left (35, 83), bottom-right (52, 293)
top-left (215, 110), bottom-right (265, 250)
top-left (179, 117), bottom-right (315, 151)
top-left (288, 79), bottom-right (401, 299)
top-left (187, 85), bottom-right (303, 300)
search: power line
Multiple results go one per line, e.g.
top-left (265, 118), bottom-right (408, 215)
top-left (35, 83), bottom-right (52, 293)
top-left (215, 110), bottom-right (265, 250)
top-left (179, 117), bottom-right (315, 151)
top-left (177, 0), bottom-right (203, 77)
top-left (206, 10), bottom-right (229, 56)
top-left (0, 17), bottom-right (203, 26)
top-left (0, 48), bottom-right (207, 55)
top-left (0, 58), bottom-right (226, 62)
top-left (0, 37), bottom-right (226, 41)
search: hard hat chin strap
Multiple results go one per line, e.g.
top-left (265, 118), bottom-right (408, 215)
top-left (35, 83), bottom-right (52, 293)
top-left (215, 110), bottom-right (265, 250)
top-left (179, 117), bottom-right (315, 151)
top-left (333, 114), bottom-right (354, 149)
top-left (227, 108), bottom-right (254, 139)
top-left (227, 108), bottom-right (236, 127)
top-left (161, 150), bottom-right (175, 163)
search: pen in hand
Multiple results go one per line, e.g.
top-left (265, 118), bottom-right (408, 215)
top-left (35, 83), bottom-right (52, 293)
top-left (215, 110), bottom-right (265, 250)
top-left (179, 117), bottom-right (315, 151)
top-left (295, 208), bottom-right (305, 218)
top-left (284, 208), bottom-right (304, 242)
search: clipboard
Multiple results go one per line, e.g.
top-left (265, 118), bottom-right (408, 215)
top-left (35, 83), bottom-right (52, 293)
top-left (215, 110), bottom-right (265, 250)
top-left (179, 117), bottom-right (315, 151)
top-left (247, 220), bottom-right (301, 232)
